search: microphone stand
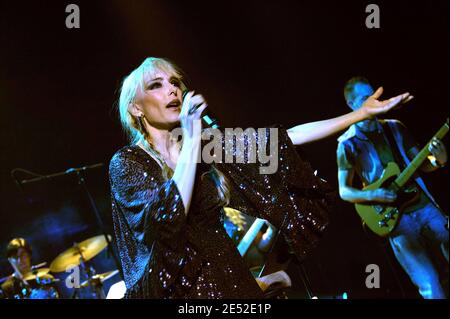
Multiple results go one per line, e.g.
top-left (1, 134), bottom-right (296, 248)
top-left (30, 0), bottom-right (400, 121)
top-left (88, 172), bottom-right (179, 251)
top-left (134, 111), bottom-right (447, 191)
top-left (20, 163), bottom-right (123, 280)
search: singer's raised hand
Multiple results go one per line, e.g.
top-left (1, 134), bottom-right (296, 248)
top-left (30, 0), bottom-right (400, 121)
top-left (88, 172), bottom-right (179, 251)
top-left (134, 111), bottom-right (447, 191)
top-left (179, 91), bottom-right (207, 140)
top-left (171, 91), bottom-right (208, 214)
top-left (360, 87), bottom-right (413, 118)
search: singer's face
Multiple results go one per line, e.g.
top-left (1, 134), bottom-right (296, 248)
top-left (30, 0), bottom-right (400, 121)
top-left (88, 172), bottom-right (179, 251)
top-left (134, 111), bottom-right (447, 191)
top-left (133, 70), bottom-right (183, 129)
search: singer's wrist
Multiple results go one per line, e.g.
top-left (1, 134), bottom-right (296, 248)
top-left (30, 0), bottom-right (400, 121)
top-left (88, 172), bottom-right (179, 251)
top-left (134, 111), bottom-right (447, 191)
top-left (182, 133), bottom-right (201, 150)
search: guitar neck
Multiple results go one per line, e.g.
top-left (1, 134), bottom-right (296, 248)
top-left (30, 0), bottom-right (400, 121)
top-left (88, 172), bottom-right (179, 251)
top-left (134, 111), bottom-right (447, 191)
top-left (395, 120), bottom-right (449, 188)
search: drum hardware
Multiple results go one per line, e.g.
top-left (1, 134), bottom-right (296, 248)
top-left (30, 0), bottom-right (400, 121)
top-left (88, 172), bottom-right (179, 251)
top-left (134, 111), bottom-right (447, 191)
top-left (30, 262), bottom-right (47, 270)
top-left (3, 265), bottom-right (60, 299)
top-left (14, 163), bottom-right (122, 277)
top-left (50, 235), bottom-right (112, 273)
top-left (23, 268), bottom-right (51, 281)
top-left (49, 234), bottom-right (114, 299)
top-left (71, 269), bottom-right (119, 299)
top-left (9, 163), bottom-right (123, 298)
top-left (79, 270), bottom-right (119, 288)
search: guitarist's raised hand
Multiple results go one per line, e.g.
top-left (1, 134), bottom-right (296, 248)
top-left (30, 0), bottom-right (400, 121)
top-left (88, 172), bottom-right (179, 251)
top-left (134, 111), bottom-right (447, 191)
top-left (360, 87), bottom-right (413, 118)
top-left (368, 188), bottom-right (397, 203)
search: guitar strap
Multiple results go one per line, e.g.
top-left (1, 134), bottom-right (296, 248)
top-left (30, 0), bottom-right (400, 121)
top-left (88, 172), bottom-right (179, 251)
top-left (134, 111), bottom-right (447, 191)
top-left (381, 120), bottom-right (441, 210)
top-left (381, 121), bottom-right (406, 171)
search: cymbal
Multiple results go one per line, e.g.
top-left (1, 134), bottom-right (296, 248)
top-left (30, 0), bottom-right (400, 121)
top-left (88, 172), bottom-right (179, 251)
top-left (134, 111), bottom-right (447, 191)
top-left (23, 268), bottom-right (51, 281)
top-left (50, 235), bottom-right (112, 273)
top-left (80, 269), bottom-right (119, 288)
top-left (1, 263), bottom-right (48, 283)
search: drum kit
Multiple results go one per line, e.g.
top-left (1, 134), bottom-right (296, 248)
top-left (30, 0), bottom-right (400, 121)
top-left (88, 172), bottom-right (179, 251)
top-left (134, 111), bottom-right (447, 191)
top-left (1, 234), bottom-right (119, 299)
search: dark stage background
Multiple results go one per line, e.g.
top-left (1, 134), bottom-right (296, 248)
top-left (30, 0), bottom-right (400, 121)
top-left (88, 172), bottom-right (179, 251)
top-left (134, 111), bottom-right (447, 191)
top-left (0, 0), bottom-right (448, 298)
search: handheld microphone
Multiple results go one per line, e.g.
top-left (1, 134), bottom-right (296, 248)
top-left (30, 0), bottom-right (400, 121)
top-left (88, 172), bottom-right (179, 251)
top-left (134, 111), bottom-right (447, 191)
top-left (182, 91), bottom-right (220, 129)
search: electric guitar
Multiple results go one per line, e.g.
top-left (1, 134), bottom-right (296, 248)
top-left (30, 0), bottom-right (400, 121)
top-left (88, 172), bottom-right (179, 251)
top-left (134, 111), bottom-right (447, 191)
top-left (354, 119), bottom-right (449, 237)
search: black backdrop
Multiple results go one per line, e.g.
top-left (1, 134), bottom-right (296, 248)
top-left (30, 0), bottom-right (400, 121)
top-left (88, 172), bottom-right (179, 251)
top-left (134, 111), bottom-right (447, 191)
top-left (0, 0), bottom-right (448, 298)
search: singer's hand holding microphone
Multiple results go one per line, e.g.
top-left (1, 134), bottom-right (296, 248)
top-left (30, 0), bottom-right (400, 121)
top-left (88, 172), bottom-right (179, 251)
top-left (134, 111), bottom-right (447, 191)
top-left (179, 91), bottom-right (207, 142)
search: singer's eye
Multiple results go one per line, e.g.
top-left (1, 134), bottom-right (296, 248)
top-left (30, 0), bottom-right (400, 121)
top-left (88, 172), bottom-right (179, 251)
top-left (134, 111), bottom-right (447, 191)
top-left (147, 82), bottom-right (162, 90)
top-left (170, 79), bottom-right (181, 88)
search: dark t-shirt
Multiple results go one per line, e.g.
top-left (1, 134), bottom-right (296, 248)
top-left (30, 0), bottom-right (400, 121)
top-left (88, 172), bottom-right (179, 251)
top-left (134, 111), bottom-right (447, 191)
top-left (337, 120), bottom-right (430, 212)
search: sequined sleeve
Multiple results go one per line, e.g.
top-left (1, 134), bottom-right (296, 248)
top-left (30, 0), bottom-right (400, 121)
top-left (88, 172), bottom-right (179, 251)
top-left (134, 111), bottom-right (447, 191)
top-left (109, 148), bottom-right (187, 297)
top-left (217, 125), bottom-right (333, 261)
top-left (110, 150), bottom-right (186, 249)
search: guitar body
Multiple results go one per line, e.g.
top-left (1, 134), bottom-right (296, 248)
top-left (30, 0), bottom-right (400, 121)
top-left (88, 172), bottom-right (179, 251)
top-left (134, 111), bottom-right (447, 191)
top-left (353, 119), bottom-right (449, 237)
top-left (354, 162), bottom-right (420, 237)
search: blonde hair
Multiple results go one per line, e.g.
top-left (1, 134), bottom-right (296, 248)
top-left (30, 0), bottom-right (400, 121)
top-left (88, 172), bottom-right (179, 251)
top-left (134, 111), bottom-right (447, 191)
top-left (118, 57), bottom-right (187, 144)
top-left (117, 57), bottom-right (230, 204)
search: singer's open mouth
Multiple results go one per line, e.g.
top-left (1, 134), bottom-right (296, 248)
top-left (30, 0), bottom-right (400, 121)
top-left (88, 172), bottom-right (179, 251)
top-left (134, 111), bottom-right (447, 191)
top-left (166, 99), bottom-right (181, 109)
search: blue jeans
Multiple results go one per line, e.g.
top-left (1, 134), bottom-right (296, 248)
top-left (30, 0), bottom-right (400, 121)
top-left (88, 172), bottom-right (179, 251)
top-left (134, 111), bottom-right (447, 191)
top-left (389, 203), bottom-right (449, 299)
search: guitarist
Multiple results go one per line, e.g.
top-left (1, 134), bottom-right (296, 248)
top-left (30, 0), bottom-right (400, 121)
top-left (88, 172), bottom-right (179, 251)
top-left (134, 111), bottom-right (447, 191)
top-left (336, 77), bottom-right (449, 299)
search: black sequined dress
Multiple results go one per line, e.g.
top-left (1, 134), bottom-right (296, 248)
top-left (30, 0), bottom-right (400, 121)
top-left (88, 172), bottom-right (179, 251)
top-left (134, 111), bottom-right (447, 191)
top-left (109, 125), bottom-right (332, 299)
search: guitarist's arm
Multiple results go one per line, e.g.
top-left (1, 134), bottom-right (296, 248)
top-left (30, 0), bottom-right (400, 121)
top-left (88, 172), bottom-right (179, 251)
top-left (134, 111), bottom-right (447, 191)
top-left (338, 168), bottom-right (397, 204)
